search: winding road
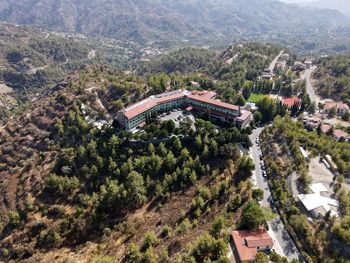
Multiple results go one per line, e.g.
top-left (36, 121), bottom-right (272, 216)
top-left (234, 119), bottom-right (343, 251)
top-left (304, 66), bottom-right (319, 109)
top-left (268, 50), bottom-right (284, 74)
top-left (249, 128), bottom-right (302, 261)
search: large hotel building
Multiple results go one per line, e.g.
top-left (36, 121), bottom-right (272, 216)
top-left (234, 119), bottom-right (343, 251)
top-left (117, 89), bottom-right (252, 130)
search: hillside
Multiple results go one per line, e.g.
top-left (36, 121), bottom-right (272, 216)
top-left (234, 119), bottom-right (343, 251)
top-left (0, 0), bottom-right (348, 45)
top-left (0, 65), bottom-right (263, 262)
top-left (300, 0), bottom-right (350, 17)
top-left (313, 55), bottom-right (350, 101)
top-left (0, 22), bottom-right (143, 123)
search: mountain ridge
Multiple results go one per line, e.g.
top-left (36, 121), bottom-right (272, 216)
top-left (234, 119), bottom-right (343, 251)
top-left (0, 0), bottom-right (348, 45)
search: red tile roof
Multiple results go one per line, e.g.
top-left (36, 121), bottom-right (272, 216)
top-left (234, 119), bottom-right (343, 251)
top-left (324, 102), bottom-right (337, 111)
top-left (121, 89), bottom-right (240, 120)
top-left (321, 124), bottom-right (332, 134)
top-left (338, 102), bottom-right (350, 111)
top-left (324, 102), bottom-right (349, 111)
top-left (187, 94), bottom-right (240, 112)
top-left (334, 129), bottom-right (349, 139)
top-left (232, 230), bottom-right (273, 261)
top-left (282, 97), bottom-right (301, 108)
top-left (124, 99), bottom-right (158, 119)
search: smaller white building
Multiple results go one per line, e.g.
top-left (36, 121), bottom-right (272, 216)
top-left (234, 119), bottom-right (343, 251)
top-left (298, 183), bottom-right (339, 218)
top-left (300, 147), bottom-right (309, 162)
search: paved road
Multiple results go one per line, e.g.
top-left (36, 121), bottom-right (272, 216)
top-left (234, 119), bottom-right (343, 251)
top-left (304, 66), bottom-right (319, 108)
top-left (249, 128), bottom-right (302, 261)
top-left (268, 50), bottom-right (284, 74)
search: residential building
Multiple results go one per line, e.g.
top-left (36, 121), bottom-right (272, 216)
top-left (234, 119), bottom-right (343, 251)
top-left (320, 124), bottom-right (349, 142)
top-left (274, 60), bottom-right (286, 72)
top-left (304, 60), bottom-right (313, 69)
top-left (323, 102), bottom-right (350, 116)
top-left (117, 89), bottom-right (251, 130)
top-left (320, 124), bottom-right (332, 134)
top-left (333, 129), bottom-right (349, 142)
top-left (231, 229), bottom-right (273, 262)
top-left (280, 53), bottom-right (290, 61)
top-left (303, 117), bottom-right (322, 130)
top-left (293, 61), bottom-right (306, 71)
top-left (282, 97), bottom-right (301, 108)
top-left (261, 73), bottom-right (272, 80)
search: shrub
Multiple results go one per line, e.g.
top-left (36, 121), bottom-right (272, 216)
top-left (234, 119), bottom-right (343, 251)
top-left (8, 211), bottom-right (21, 227)
top-left (161, 225), bottom-right (172, 238)
top-left (210, 215), bottom-right (226, 237)
top-left (190, 233), bottom-right (228, 262)
top-left (128, 242), bottom-right (142, 263)
top-left (176, 219), bottom-right (192, 235)
top-left (103, 227), bottom-right (112, 237)
top-left (95, 256), bottom-right (116, 263)
top-left (143, 231), bottom-right (160, 249)
top-left (47, 206), bottom-right (67, 218)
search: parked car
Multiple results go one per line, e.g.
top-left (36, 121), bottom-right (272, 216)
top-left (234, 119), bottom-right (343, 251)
top-left (262, 171), bottom-right (267, 177)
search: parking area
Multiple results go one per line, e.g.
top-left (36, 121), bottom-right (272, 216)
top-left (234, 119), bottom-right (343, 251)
top-left (308, 157), bottom-right (334, 192)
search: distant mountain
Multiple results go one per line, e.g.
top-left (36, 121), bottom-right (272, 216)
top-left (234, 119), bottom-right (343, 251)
top-left (0, 0), bottom-right (348, 45)
top-left (302, 0), bottom-right (350, 17)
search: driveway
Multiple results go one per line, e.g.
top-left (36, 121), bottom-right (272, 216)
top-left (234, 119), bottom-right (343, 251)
top-left (249, 128), bottom-right (302, 261)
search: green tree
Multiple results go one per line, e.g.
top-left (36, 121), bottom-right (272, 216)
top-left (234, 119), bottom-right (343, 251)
top-left (240, 201), bottom-right (275, 230)
top-left (236, 156), bottom-right (255, 183)
top-left (210, 215), bottom-right (226, 237)
top-left (252, 188), bottom-right (264, 201)
top-left (8, 211), bottom-right (21, 227)
top-left (254, 252), bottom-right (269, 263)
top-left (190, 233), bottom-right (228, 262)
top-left (128, 242), bottom-right (142, 263)
top-left (125, 171), bottom-right (147, 207)
top-left (257, 97), bottom-right (277, 123)
top-left (143, 231), bottom-right (160, 249)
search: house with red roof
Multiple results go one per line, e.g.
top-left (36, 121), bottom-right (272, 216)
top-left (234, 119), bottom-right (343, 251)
top-left (323, 102), bottom-right (350, 116)
top-left (320, 124), bottom-right (332, 134)
top-left (333, 129), bottom-right (349, 142)
top-left (282, 97), bottom-right (301, 108)
top-left (231, 229), bottom-right (273, 262)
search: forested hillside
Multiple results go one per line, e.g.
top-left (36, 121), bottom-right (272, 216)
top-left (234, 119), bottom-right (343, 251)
top-left (0, 23), bottom-right (140, 122)
top-left (141, 43), bottom-right (284, 104)
top-left (314, 55), bottom-right (350, 101)
top-left (0, 0), bottom-right (347, 45)
top-left (0, 65), bottom-right (275, 262)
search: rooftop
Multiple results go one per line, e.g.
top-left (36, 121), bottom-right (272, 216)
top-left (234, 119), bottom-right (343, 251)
top-left (298, 183), bottom-right (339, 218)
top-left (321, 124), bottom-right (332, 134)
top-left (324, 102), bottom-right (350, 111)
top-left (232, 229), bottom-right (273, 261)
top-left (187, 94), bottom-right (240, 112)
top-left (334, 129), bottom-right (349, 139)
top-left (121, 89), bottom-right (242, 120)
top-left (123, 89), bottom-right (190, 119)
top-left (236, 110), bottom-right (252, 123)
top-left (282, 97), bottom-right (301, 108)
